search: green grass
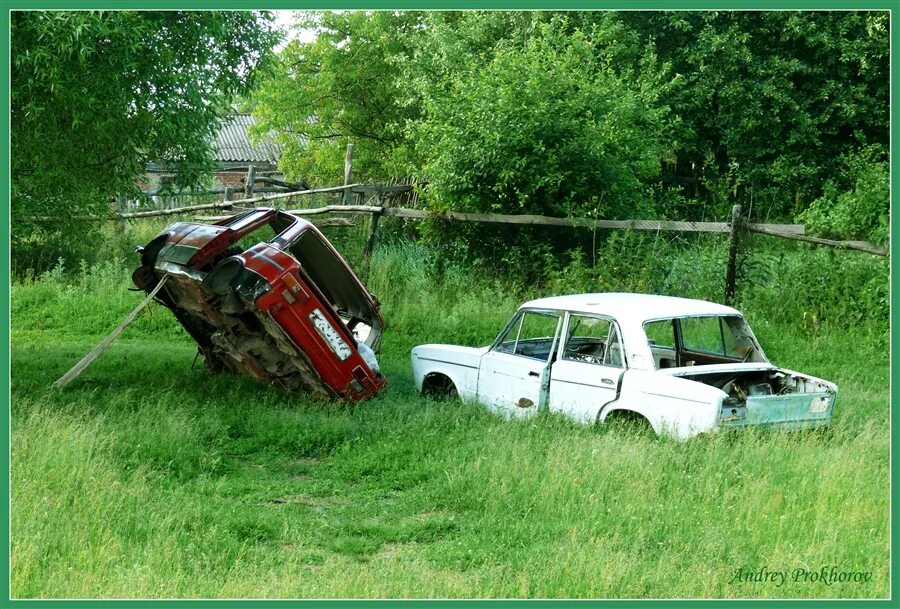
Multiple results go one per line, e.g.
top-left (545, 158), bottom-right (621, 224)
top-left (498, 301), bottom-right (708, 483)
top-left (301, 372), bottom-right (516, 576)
top-left (10, 232), bottom-right (889, 599)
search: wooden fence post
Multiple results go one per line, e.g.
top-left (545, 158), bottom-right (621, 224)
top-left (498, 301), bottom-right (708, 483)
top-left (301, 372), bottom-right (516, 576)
top-left (363, 189), bottom-right (384, 266)
top-left (224, 187), bottom-right (233, 202)
top-left (343, 143), bottom-right (354, 205)
top-left (724, 204), bottom-right (742, 306)
top-left (245, 164), bottom-right (256, 199)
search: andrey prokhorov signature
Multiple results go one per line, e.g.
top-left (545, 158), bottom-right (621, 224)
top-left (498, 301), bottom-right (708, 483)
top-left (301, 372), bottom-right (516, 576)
top-left (729, 566), bottom-right (873, 587)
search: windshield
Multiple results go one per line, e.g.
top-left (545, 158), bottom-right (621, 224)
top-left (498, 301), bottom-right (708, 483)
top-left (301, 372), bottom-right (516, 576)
top-left (643, 315), bottom-right (766, 370)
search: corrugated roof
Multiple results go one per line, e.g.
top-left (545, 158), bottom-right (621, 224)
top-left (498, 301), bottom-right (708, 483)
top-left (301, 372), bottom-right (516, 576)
top-left (214, 114), bottom-right (284, 163)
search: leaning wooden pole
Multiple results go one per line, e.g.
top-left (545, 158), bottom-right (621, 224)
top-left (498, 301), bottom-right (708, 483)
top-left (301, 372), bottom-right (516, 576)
top-left (724, 204), bottom-right (742, 306)
top-left (362, 193), bottom-right (384, 277)
top-left (54, 276), bottom-right (170, 389)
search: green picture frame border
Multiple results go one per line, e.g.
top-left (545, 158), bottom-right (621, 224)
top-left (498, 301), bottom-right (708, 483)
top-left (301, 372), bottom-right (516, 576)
top-left (1, 1), bottom-right (895, 605)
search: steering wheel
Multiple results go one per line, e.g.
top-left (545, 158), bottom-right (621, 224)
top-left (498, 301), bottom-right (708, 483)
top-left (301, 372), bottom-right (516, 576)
top-left (569, 342), bottom-right (603, 364)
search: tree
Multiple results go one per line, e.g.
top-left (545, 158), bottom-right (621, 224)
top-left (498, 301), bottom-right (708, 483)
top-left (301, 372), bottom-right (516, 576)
top-left (251, 10), bottom-right (888, 266)
top-left (413, 14), bottom-right (669, 218)
top-left (407, 14), bottom-right (671, 265)
top-left (12, 10), bottom-right (280, 263)
top-left (616, 11), bottom-right (889, 220)
top-left (251, 11), bottom-right (424, 184)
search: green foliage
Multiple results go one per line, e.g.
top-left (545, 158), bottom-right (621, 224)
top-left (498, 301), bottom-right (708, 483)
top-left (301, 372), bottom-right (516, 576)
top-left (797, 146), bottom-right (889, 245)
top-left (406, 15), bottom-right (671, 266)
top-left (252, 11), bottom-right (424, 184)
top-left (737, 239), bottom-right (889, 330)
top-left (618, 11), bottom-right (889, 219)
top-left (539, 232), bottom-right (729, 304)
top-left (12, 11), bottom-right (280, 266)
top-left (415, 16), bottom-right (667, 218)
top-left (245, 10), bottom-right (889, 271)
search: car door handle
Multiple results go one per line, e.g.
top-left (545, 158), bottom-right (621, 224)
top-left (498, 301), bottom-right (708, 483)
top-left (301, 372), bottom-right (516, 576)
top-left (528, 371), bottom-right (540, 377)
top-left (601, 378), bottom-right (614, 385)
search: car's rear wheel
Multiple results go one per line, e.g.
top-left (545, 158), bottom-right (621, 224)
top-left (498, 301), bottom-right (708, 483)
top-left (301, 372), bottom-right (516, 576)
top-left (602, 410), bottom-right (655, 437)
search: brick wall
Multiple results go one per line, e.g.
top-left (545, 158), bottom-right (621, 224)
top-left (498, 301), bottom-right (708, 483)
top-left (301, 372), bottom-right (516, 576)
top-left (216, 172), bottom-right (246, 189)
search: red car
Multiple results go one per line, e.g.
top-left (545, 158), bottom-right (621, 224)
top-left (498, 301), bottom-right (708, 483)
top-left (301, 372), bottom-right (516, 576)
top-left (131, 208), bottom-right (387, 400)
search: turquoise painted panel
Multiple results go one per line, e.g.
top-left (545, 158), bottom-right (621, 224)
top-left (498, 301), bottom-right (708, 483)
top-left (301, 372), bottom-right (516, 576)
top-left (720, 392), bottom-right (835, 429)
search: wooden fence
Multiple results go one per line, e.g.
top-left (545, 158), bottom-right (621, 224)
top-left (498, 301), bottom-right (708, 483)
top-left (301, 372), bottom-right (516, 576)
top-left (48, 177), bottom-right (879, 307)
top-left (83, 143), bottom-right (884, 304)
top-left (97, 181), bottom-right (891, 259)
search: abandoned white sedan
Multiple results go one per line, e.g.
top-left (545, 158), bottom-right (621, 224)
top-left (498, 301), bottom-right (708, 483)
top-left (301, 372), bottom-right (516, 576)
top-left (411, 293), bottom-right (837, 439)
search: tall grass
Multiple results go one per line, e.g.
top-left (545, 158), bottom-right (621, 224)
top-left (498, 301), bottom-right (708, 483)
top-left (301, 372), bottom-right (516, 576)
top-left (10, 219), bottom-right (889, 598)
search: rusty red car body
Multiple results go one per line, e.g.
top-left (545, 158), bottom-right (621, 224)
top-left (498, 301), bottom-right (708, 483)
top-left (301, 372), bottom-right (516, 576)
top-left (132, 208), bottom-right (386, 400)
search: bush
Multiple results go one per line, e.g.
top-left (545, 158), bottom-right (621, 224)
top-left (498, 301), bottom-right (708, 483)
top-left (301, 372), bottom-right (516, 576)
top-left (797, 146), bottom-right (889, 245)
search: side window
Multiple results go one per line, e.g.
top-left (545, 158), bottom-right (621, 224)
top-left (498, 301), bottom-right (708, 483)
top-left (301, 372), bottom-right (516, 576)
top-left (563, 315), bottom-right (624, 368)
top-left (494, 312), bottom-right (522, 354)
top-left (644, 319), bottom-right (676, 370)
top-left (680, 316), bottom-right (725, 355)
top-left (494, 310), bottom-right (561, 362)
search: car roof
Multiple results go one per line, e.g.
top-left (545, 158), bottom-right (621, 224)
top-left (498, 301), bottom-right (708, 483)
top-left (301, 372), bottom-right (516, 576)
top-left (520, 293), bottom-right (742, 325)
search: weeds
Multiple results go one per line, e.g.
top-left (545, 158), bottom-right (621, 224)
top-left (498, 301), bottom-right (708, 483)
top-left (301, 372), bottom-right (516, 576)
top-left (10, 219), bottom-right (889, 598)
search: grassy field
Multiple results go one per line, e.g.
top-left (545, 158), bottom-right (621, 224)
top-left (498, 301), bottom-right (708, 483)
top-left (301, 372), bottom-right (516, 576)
top-left (10, 224), bottom-right (890, 598)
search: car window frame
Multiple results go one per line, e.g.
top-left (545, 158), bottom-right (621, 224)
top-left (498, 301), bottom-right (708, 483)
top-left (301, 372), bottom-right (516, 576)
top-left (640, 313), bottom-right (767, 368)
top-left (558, 311), bottom-right (628, 369)
top-left (490, 308), bottom-right (564, 362)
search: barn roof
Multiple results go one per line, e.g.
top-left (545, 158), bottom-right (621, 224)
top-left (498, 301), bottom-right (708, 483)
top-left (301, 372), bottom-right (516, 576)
top-left (213, 114), bottom-right (284, 164)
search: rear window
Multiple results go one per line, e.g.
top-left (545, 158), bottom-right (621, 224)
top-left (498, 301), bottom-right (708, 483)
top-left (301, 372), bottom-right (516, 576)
top-left (643, 315), bottom-right (761, 369)
top-left (680, 316), bottom-right (726, 355)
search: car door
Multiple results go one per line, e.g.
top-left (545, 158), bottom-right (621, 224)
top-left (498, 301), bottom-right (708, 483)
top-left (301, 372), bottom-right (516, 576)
top-left (477, 309), bottom-right (563, 417)
top-left (549, 313), bottom-right (625, 424)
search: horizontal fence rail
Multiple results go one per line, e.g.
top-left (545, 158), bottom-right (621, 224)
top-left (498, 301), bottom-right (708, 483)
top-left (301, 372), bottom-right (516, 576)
top-left (745, 225), bottom-right (886, 256)
top-left (194, 204), bottom-right (808, 237)
top-left (24, 183), bottom-right (886, 256)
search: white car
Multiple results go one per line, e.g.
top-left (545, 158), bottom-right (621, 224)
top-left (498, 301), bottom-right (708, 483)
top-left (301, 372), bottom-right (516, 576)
top-left (411, 293), bottom-right (837, 439)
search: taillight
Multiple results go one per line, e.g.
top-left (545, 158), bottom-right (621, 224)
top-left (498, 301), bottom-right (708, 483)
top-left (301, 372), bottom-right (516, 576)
top-left (719, 397), bottom-right (746, 422)
top-left (809, 396), bottom-right (830, 413)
